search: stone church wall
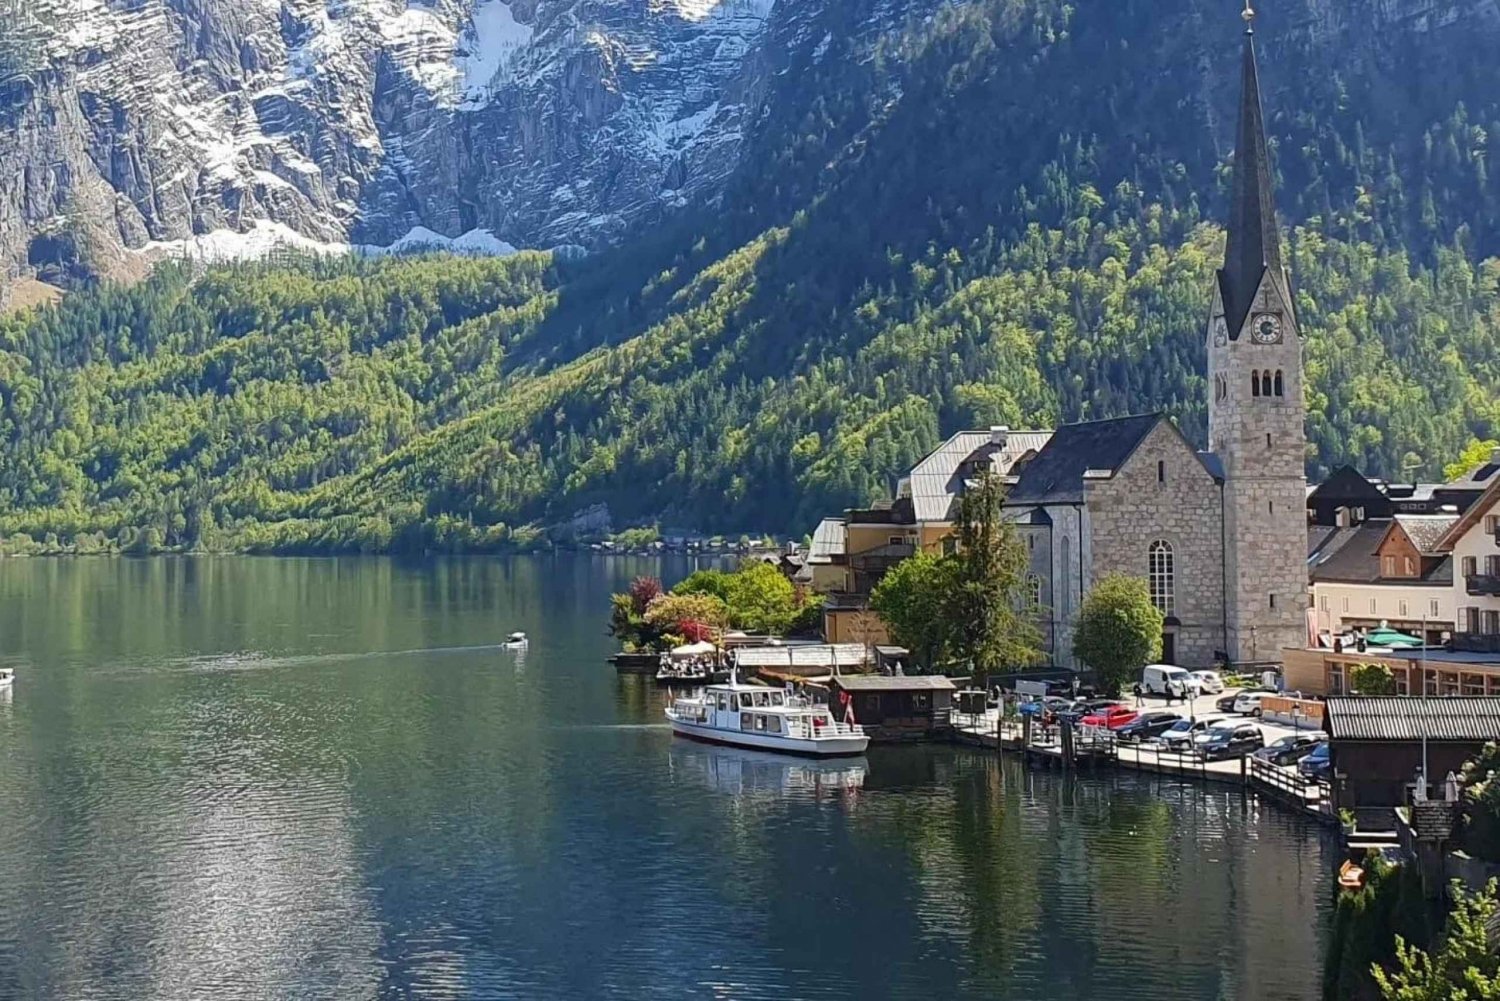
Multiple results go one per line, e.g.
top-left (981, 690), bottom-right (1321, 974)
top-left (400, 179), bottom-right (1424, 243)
top-left (1085, 421), bottom-right (1227, 668)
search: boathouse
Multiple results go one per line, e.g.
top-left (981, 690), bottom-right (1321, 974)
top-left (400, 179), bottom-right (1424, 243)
top-left (830, 675), bottom-right (955, 743)
top-left (1326, 697), bottom-right (1500, 809)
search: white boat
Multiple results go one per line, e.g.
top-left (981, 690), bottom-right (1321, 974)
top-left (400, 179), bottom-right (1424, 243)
top-left (0, 668), bottom-right (13, 688)
top-left (666, 680), bottom-right (869, 757)
top-left (502, 632), bottom-right (528, 648)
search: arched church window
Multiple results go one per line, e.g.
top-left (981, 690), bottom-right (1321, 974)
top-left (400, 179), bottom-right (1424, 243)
top-left (1274, 370), bottom-right (1284, 397)
top-left (1251, 371), bottom-right (1260, 397)
top-left (1026, 574), bottom-right (1042, 611)
top-left (1148, 540), bottom-right (1174, 616)
top-left (1261, 372), bottom-right (1273, 397)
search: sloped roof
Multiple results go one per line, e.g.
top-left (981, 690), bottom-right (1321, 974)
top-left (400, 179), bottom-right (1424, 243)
top-left (1326, 697), bottom-right (1500, 742)
top-left (905, 429), bottom-right (1052, 522)
top-left (808, 517), bottom-right (845, 559)
top-left (1307, 521), bottom-right (1386, 583)
top-left (735, 644), bottom-right (868, 668)
top-left (1396, 514), bottom-right (1459, 555)
top-left (1007, 414), bottom-right (1164, 504)
top-left (1434, 475), bottom-right (1500, 552)
top-left (834, 675), bottom-right (957, 691)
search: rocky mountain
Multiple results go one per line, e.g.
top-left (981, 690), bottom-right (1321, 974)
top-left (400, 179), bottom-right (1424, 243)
top-left (0, 0), bottom-right (845, 288)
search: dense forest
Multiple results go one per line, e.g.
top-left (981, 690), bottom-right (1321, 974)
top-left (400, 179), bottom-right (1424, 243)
top-left (2, 0), bottom-right (1500, 553)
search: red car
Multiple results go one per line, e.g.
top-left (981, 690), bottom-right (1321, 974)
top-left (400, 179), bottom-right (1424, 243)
top-left (1080, 705), bottom-right (1139, 730)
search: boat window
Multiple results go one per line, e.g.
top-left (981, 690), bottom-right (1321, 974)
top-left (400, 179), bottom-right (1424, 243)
top-left (754, 692), bottom-right (768, 707)
top-left (755, 715), bottom-right (766, 731)
top-left (767, 716), bottom-right (782, 734)
top-left (730, 694), bottom-right (741, 711)
top-left (741, 712), bottom-right (753, 730)
top-left (717, 694), bottom-right (728, 711)
top-left (770, 692), bottom-right (784, 707)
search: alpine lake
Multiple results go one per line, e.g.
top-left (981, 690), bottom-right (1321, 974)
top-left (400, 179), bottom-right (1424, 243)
top-left (0, 555), bottom-right (1335, 1000)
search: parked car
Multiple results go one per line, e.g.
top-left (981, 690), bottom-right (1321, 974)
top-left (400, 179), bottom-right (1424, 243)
top-left (1157, 717), bottom-right (1222, 751)
top-left (1140, 664), bottom-right (1200, 699)
top-left (1191, 670), bottom-right (1226, 694)
top-left (1197, 723), bottom-right (1265, 760)
top-left (1253, 732), bottom-right (1326, 766)
top-left (1061, 698), bottom-right (1121, 725)
top-left (1115, 711), bottom-right (1184, 743)
top-left (1232, 691), bottom-right (1271, 717)
top-left (1215, 693), bottom-right (1241, 713)
top-left (1080, 705), bottom-right (1140, 730)
top-left (1298, 741), bottom-right (1333, 779)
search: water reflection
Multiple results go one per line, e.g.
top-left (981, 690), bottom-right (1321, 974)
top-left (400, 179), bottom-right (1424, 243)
top-left (0, 557), bottom-right (1331, 1001)
top-left (668, 740), bottom-right (867, 799)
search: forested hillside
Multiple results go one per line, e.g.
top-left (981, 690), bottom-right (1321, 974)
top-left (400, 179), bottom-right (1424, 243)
top-left (2, 0), bottom-right (1499, 553)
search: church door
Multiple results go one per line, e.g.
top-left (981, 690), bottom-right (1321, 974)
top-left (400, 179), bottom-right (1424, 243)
top-left (1161, 631), bottom-right (1177, 666)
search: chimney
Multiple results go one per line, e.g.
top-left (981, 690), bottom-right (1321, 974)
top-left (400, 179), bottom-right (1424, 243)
top-left (1490, 446), bottom-right (1500, 467)
top-left (990, 425), bottom-right (1010, 448)
top-left (1335, 506), bottom-right (1350, 528)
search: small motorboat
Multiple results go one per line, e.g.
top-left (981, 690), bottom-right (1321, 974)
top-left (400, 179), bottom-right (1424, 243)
top-left (0, 668), bottom-right (13, 688)
top-left (502, 632), bottom-right (528, 649)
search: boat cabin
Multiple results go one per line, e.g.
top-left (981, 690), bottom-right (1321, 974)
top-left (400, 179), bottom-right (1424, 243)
top-left (672, 685), bottom-right (842, 740)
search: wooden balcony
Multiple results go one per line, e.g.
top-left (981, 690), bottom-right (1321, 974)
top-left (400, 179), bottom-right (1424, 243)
top-left (1466, 573), bottom-right (1500, 596)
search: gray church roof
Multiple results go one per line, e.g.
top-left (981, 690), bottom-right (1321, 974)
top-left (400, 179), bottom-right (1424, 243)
top-left (902, 429), bottom-right (1052, 522)
top-left (1007, 414), bottom-right (1163, 505)
top-left (1218, 27), bottom-right (1283, 336)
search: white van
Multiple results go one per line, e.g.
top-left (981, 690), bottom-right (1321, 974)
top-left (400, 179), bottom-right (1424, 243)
top-left (1141, 664), bottom-right (1198, 698)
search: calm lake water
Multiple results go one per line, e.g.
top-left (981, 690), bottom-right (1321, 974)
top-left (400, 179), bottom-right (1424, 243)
top-left (0, 556), bottom-right (1333, 1000)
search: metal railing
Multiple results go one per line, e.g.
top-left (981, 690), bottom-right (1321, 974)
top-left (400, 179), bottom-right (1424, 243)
top-left (1466, 573), bottom-right (1500, 597)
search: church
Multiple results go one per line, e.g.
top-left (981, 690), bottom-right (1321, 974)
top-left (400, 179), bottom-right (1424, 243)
top-left (814, 11), bottom-right (1309, 670)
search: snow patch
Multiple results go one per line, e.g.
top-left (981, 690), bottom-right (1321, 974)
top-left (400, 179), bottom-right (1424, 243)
top-left (136, 222), bottom-right (519, 265)
top-left (459, 0), bottom-right (534, 108)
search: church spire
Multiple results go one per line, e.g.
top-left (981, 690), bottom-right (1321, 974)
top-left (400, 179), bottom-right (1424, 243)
top-left (1219, 0), bottom-right (1282, 333)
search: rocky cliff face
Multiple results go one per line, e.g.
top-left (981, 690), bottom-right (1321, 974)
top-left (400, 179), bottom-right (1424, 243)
top-left (0, 0), bottom-right (795, 284)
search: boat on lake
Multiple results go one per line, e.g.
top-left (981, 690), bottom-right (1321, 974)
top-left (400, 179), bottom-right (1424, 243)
top-left (665, 680), bottom-right (869, 757)
top-left (502, 632), bottom-right (528, 648)
top-left (0, 668), bottom-right (13, 688)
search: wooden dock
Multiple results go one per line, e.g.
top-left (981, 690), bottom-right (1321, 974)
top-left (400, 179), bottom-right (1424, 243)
top-left (951, 710), bottom-right (1336, 825)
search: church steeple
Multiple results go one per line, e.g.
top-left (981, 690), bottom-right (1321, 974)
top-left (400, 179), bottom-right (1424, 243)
top-left (1218, 3), bottom-right (1283, 334)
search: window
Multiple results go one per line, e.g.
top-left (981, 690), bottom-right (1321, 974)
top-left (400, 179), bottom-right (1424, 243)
top-left (1266, 433), bottom-right (1272, 448)
top-left (1319, 595), bottom-right (1329, 612)
top-left (1431, 599), bottom-right (1441, 617)
top-left (1261, 372), bottom-right (1273, 397)
top-left (1269, 501), bottom-right (1274, 515)
top-left (766, 715), bottom-right (781, 734)
top-left (888, 535), bottom-right (903, 547)
top-left (1060, 536), bottom-right (1071, 616)
top-left (1369, 597), bottom-right (1378, 614)
top-left (912, 692), bottom-right (930, 710)
top-left (1269, 593), bottom-right (1277, 609)
top-left (1485, 610), bottom-right (1500, 635)
top-left (1404, 556), bottom-right (1416, 576)
top-left (1328, 664), bottom-right (1345, 695)
top-left (1251, 371), bottom-right (1261, 397)
top-left (1463, 556), bottom-right (1479, 578)
top-left (1488, 555), bottom-right (1500, 576)
top-left (1026, 574), bottom-right (1042, 611)
top-left (1342, 597), bottom-right (1350, 613)
top-left (1148, 540), bottom-right (1174, 616)
top-left (754, 714), bottom-right (766, 731)
top-left (1467, 607), bottom-right (1481, 634)
top-left (1486, 515), bottom-right (1499, 535)
top-left (1399, 600), bottom-right (1409, 618)
top-left (1383, 556), bottom-right (1396, 577)
top-left (740, 712), bottom-right (753, 730)
top-left (717, 694), bottom-right (728, 711)
top-left (1274, 370), bottom-right (1284, 397)
top-left (1158, 460), bottom-right (1165, 483)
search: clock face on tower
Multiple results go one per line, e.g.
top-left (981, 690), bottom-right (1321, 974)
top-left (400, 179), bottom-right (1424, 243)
top-left (1251, 313), bottom-right (1283, 344)
top-left (1212, 315), bottom-right (1228, 346)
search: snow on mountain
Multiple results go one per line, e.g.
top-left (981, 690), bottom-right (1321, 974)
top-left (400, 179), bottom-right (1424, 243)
top-left (0, 0), bottom-right (792, 282)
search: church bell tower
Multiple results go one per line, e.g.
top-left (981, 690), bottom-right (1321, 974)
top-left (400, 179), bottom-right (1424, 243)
top-left (1206, 2), bottom-right (1308, 665)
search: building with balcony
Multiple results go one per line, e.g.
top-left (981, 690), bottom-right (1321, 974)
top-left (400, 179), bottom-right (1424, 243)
top-left (1433, 456), bottom-right (1500, 652)
top-left (1308, 514), bottom-right (1457, 644)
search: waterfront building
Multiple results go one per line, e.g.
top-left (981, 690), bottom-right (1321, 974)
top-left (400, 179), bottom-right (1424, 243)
top-left (828, 675), bottom-right (956, 743)
top-left (814, 18), bottom-right (1309, 670)
top-left (1325, 697), bottom-right (1500, 810)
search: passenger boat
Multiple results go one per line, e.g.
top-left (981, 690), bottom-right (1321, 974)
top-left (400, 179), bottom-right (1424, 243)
top-left (665, 680), bottom-right (869, 757)
top-left (0, 668), bottom-right (12, 688)
top-left (502, 632), bottom-right (528, 648)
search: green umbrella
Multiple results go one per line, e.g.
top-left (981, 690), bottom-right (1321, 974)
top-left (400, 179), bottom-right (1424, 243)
top-left (1366, 628), bottom-right (1422, 647)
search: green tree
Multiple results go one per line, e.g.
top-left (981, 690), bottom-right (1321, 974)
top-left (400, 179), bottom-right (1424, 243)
top-left (870, 550), bottom-right (959, 670)
top-left (1445, 439), bottom-right (1500, 482)
top-left (1351, 662), bottom-right (1398, 695)
top-left (723, 561), bottom-right (798, 634)
top-left (947, 470), bottom-right (1043, 680)
top-left (672, 569), bottom-right (732, 601)
top-left (1375, 880), bottom-right (1500, 1000)
top-left (1460, 743), bottom-right (1500, 863)
top-left (1073, 574), bottom-right (1164, 696)
top-left (644, 592), bottom-right (730, 639)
